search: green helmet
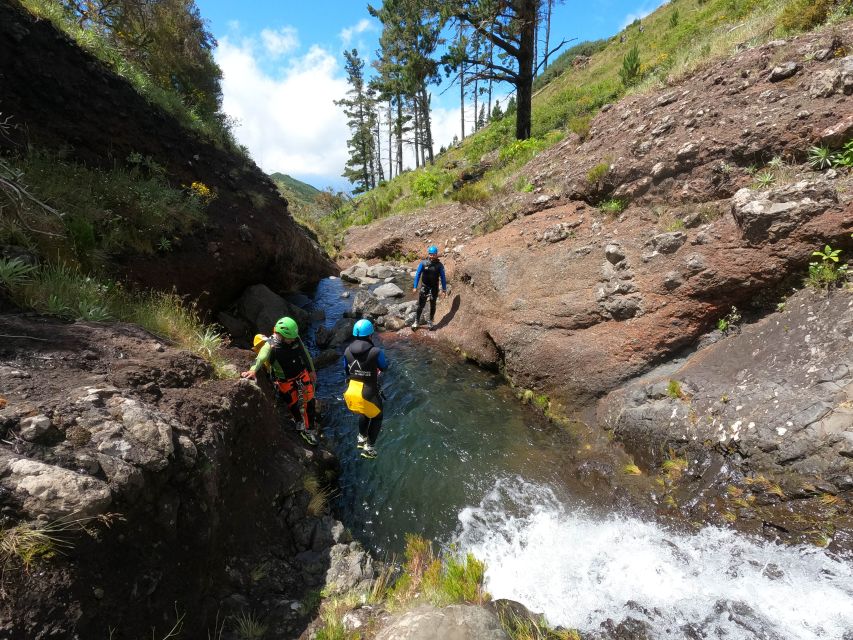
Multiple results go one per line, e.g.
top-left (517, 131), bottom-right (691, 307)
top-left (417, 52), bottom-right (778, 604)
top-left (274, 316), bottom-right (299, 339)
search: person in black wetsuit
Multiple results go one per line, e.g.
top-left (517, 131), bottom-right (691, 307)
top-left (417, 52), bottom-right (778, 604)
top-left (241, 316), bottom-right (319, 446)
top-left (411, 245), bottom-right (447, 330)
top-left (343, 319), bottom-right (388, 459)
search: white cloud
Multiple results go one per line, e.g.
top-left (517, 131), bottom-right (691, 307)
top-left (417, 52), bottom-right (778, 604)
top-left (620, 2), bottom-right (660, 29)
top-left (215, 37), bottom-right (350, 185)
top-left (340, 19), bottom-right (374, 47)
top-left (260, 26), bottom-right (299, 58)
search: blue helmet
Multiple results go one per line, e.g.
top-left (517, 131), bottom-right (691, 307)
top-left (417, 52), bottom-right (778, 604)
top-left (353, 319), bottom-right (374, 337)
top-left (427, 245), bottom-right (438, 255)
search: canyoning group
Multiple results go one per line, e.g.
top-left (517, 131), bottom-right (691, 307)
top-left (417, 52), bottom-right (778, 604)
top-left (241, 245), bottom-right (446, 459)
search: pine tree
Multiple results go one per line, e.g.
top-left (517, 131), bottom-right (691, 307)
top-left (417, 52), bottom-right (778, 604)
top-left (369, 0), bottom-right (441, 165)
top-left (336, 49), bottom-right (375, 194)
top-left (476, 103), bottom-right (486, 130)
top-left (491, 99), bottom-right (503, 121)
top-left (438, 0), bottom-right (570, 140)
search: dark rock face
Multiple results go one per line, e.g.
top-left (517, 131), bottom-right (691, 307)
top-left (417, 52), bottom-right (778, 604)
top-left (0, 1), bottom-right (335, 311)
top-left (0, 314), bottom-right (364, 639)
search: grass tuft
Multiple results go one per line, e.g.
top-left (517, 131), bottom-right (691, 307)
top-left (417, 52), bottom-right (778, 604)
top-left (232, 610), bottom-right (267, 640)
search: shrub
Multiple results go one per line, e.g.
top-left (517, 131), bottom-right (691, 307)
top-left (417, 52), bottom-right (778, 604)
top-left (586, 162), bottom-right (610, 185)
top-left (452, 182), bottom-right (491, 205)
top-left (619, 45), bottom-right (641, 87)
top-left (598, 198), bottom-right (625, 215)
top-left (0, 257), bottom-right (37, 290)
top-left (666, 380), bottom-right (684, 400)
top-left (807, 244), bottom-right (848, 288)
top-left (498, 137), bottom-right (545, 165)
top-left (777, 0), bottom-right (834, 32)
top-left (413, 171), bottom-right (441, 199)
top-left (568, 114), bottom-right (592, 140)
top-left (809, 145), bottom-right (834, 170)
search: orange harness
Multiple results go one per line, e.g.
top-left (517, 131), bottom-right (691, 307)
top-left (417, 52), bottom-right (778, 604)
top-left (274, 370), bottom-right (315, 403)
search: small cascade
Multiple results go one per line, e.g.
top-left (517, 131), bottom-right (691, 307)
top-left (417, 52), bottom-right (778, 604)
top-left (455, 477), bottom-right (853, 640)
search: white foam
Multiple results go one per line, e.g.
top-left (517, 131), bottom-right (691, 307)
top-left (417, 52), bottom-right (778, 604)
top-left (454, 477), bottom-right (853, 640)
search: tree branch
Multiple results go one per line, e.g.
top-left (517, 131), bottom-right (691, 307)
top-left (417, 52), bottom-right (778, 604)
top-left (534, 37), bottom-right (575, 75)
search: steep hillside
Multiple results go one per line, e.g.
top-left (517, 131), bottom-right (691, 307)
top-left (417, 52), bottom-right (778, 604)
top-left (270, 172), bottom-right (322, 204)
top-left (0, 0), bottom-right (335, 311)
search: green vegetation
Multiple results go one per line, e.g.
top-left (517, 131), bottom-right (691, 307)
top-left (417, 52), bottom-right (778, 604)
top-left (413, 171), bottom-right (442, 199)
top-left (270, 172), bottom-right (321, 203)
top-left (303, 474), bottom-right (335, 517)
top-left (809, 139), bottom-right (853, 170)
top-left (0, 260), bottom-right (233, 377)
top-left (623, 463), bottom-right (642, 475)
top-left (388, 534), bottom-right (489, 608)
top-left (586, 162), bottom-right (610, 185)
top-left (19, 0), bottom-right (239, 151)
top-left (807, 244), bottom-right (849, 288)
top-left (666, 379), bottom-right (684, 400)
top-left (330, 0), bottom-right (825, 234)
top-left (498, 605), bottom-right (581, 640)
top-left (232, 610), bottom-right (267, 640)
top-left (716, 305), bottom-right (742, 333)
top-left (1, 150), bottom-right (210, 268)
top-left (597, 199), bottom-right (625, 215)
top-left (1, 514), bottom-right (117, 571)
top-left (778, 0), bottom-right (853, 32)
top-left (619, 45), bottom-right (642, 87)
top-left (532, 39), bottom-right (608, 92)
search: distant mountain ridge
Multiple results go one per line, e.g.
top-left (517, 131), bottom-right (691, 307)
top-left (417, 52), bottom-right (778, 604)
top-left (269, 172), bottom-right (321, 204)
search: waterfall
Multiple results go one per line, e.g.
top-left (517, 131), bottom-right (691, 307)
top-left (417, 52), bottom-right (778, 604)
top-left (456, 477), bottom-right (853, 640)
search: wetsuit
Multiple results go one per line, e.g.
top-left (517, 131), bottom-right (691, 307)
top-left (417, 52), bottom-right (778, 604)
top-left (342, 337), bottom-right (388, 445)
top-left (413, 258), bottom-right (447, 323)
top-left (251, 334), bottom-right (317, 432)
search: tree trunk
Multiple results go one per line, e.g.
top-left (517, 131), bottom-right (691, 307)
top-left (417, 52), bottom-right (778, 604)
top-left (515, 0), bottom-right (536, 140)
top-left (487, 37), bottom-right (493, 117)
top-left (387, 99), bottom-right (393, 180)
top-left (544, 0), bottom-right (553, 70)
top-left (459, 23), bottom-right (466, 140)
top-left (375, 111), bottom-right (384, 184)
top-left (413, 96), bottom-right (420, 168)
top-left (421, 87), bottom-right (434, 164)
top-left (395, 95), bottom-right (403, 175)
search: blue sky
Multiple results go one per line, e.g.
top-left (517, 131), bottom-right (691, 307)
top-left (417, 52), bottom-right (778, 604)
top-left (195, 0), bottom-right (665, 191)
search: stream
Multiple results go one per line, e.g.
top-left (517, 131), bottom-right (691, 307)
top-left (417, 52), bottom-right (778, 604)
top-left (308, 276), bottom-right (853, 640)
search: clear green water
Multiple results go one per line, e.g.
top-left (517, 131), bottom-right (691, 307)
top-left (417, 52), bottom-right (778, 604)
top-left (310, 277), bottom-right (581, 554)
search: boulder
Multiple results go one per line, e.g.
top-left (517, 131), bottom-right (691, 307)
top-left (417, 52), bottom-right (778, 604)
top-left (19, 415), bottom-right (51, 441)
top-left (236, 284), bottom-right (310, 334)
top-left (731, 181), bottom-right (838, 244)
top-left (324, 542), bottom-right (375, 595)
top-left (0, 454), bottom-right (112, 519)
top-left (350, 291), bottom-right (389, 319)
top-left (373, 283), bottom-right (405, 299)
top-left (374, 605), bottom-right (510, 640)
top-left (341, 262), bottom-right (369, 283)
top-left (367, 264), bottom-right (396, 279)
top-left (316, 318), bottom-right (356, 348)
top-left (768, 61), bottom-right (798, 82)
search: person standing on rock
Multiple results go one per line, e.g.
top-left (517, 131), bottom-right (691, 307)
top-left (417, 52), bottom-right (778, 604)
top-left (241, 317), bottom-right (319, 446)
top-left (411, 245), bottom-right (447, 330)
top-left (343, 319), bottom-right (388, 459)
